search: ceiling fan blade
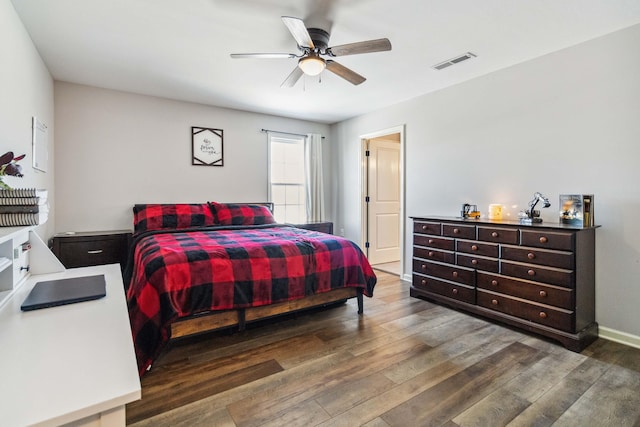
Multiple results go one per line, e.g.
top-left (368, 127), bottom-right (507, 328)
top-left (281, 66), bottom-right (304, 88)
top-left (230, 53), bottom-right (297, 59)
top-left (282, 16), bottom-right (315, 49)
top-left (326, 60), bottom-right (366, 85)
top-left (328, 38), bottom-right (391, 57)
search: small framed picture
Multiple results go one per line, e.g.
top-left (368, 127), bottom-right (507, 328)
top-left (559, 194), bottom-right (594, 227)
top-left (32, 117), bottom-right (48, 172)
top-left (192, 127), bottom-right (223, 166)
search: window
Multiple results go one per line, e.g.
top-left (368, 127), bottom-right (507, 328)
top-left (268, 135), bottom-right (307, 223)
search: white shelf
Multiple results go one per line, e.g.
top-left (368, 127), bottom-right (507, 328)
top-left (0, 257), bottom-right (10, 273)
top-left (0, 227), bottom-right (65, 311)
top-left (0, 289), bottom-right (10, 305)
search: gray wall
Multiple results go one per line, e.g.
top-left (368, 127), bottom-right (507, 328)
top-left (0, 1), bottom-right (55, 238)
top-left (332, 24), bottom-right (640, 341)
top-left (54, 82), bottom-right (332, 232)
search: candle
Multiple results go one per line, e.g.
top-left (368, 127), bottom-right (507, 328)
top-left (488, 204), bottom-right (503, 220)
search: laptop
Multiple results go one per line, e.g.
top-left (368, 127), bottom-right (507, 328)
top-left (21, 274), bottom-right (106, 311)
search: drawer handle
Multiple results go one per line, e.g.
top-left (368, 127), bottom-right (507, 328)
top-left (539, 236), bottom-right (548, 244)
top-left (471, 259), bottom-right (478, 265)
top-left (453, 228), bottom-right (460, 234)
top-left (471, 245), bottom-right (478, 251)
top-left (421, 264), bottom-right (427, 270)
top-left (422, 225), bottom-right (428, 230)
top-left (421, 279), bottom-right (427, 286)
top-left (87, 250), bottom-right (104, 254)
top-left (428, 251), bottom-right (434, 257)
top-left (491, 232), bottom-right (499, 238)
top-left (528, 252), bottom-right (535, 260)
top-left (428, 239), bottom-right (435, 244)
top-left (539, 290), bottom-right (547, 297)
top-left (491, 299), bottom-right (498, 305)
top-left (491, 279), bottom-right (498, 286)
top-left (452, 288), bottom-right (459, 295)
top-left (528, 269), bottom-right (536, 276)
top-left (452, 271), bottom-right (458, 278)
top-left (539, 312), bottom-right (547, 319)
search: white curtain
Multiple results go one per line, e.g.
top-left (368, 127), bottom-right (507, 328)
top-left (305, 133), bottom-right (325, 222)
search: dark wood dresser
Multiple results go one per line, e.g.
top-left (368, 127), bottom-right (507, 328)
top-left (50, 230), bottom-right (132, 270)
top-left (411, 216), bottom-right (598, 351)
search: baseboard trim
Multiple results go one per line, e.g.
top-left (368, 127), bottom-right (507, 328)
top-left (598, 326), bottom-right (640, 349)
top-left (402, 273), bottom-right (412, 282)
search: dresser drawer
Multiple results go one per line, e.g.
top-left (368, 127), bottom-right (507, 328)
top-left (456, 254), bottom-right (499, 273)
top-left (456, 240), bottom-right (499, 257)
top-left (442, 224), bottom-right (476, 239)
top-left (414, 221), bottom-right (441, 235)
top-left (500, 260), bottom-right (574, 288)
top-left (501, 245), bottom-right (574, 270)
top-left (413, 234), bottom-right (455, 251)
top-left (413, 246), bottom-right (455, 264)
top-left (477, 226), bottom-right (519, 244)
top-left (413, 259), bottom-right (475, 286)
top-left (412, 274), bottom-right (475, 304)
top-left (477, 272), bottom-right (573, 310)
top-left (520, 230), bottom-right (574, 251)
top-left (477, 289), bottom-right (573, 332)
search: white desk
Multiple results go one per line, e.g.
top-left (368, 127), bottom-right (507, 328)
top-left (0, 263), bottom-right (141, 426)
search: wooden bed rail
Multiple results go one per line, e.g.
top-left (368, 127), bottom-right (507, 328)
top-left (171, 287), bottom-right (363, 339)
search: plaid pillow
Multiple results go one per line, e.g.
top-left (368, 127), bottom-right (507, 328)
top-left (208, 202), bottom-right (276, 226)
top-left (133, 203), bottom-right (216, 234)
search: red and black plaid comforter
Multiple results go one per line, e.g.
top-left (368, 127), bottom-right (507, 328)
top-left (125, 224), bottom-right (376, 375)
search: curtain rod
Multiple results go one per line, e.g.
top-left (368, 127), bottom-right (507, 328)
top-left (260, 128), bottom-right (324, 139)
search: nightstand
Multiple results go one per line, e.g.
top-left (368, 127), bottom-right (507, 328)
top-left (50, 230), bottom-right (132, 270)
top-left (292, 221), bottom-right (333, 234)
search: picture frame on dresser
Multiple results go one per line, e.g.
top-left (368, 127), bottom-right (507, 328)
top-left (411, 216), bottom-right (599, 352)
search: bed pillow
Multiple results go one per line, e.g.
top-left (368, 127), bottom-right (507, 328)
top-left (208, 202), bottom-right (277, 226)
top-left (133, 203), bottom-right (216, 234)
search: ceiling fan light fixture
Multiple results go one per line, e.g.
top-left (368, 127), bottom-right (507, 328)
top-left (298, 55), bottom-right (326, 76)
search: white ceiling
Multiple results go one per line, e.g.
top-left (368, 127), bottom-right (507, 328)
top-left (11, 0), bottom-right (640, 124)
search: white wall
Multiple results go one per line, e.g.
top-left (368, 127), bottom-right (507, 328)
top-left (0, 1), bottom-right (55, 238)
top-left (332, 24), bottom-right (640, 340)
top-left (54, 82), bottom-right (332, 232)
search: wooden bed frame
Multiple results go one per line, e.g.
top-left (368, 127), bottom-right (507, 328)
top-left (171, 287), bottom-right (364, 338)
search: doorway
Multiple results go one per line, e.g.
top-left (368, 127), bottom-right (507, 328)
top-left (361, 126), bottom-right (404, 277)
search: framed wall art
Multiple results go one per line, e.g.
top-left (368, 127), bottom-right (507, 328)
top-left (192, 127), bottom-right (223, 166)
top-left (32, 116), bottom-right (48, 172)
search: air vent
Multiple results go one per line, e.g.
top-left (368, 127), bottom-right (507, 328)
top-left (432, 52), bottom-right (477, 70)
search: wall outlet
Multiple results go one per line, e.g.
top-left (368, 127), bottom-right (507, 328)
top-left (340, 228), bottom-right (345, 236)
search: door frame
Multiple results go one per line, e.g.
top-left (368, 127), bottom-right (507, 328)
top-left (360, 125), bottom-right (406, 276)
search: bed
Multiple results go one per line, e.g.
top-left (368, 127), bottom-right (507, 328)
top-left (123, 202), bottom-right (377, 376)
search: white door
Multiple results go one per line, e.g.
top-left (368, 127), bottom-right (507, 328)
top-left (367, 137), bottom-right (400, 265)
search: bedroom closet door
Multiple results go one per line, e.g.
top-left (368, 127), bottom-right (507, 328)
top-left (365, 136), bottom-right (401, 265)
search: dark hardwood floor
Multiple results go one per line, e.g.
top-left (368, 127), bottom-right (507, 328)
top-left (127, 271), bottom-right (640, 426)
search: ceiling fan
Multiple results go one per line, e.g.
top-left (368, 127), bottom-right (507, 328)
top-left (230, 16), bottom-right (392, 88)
